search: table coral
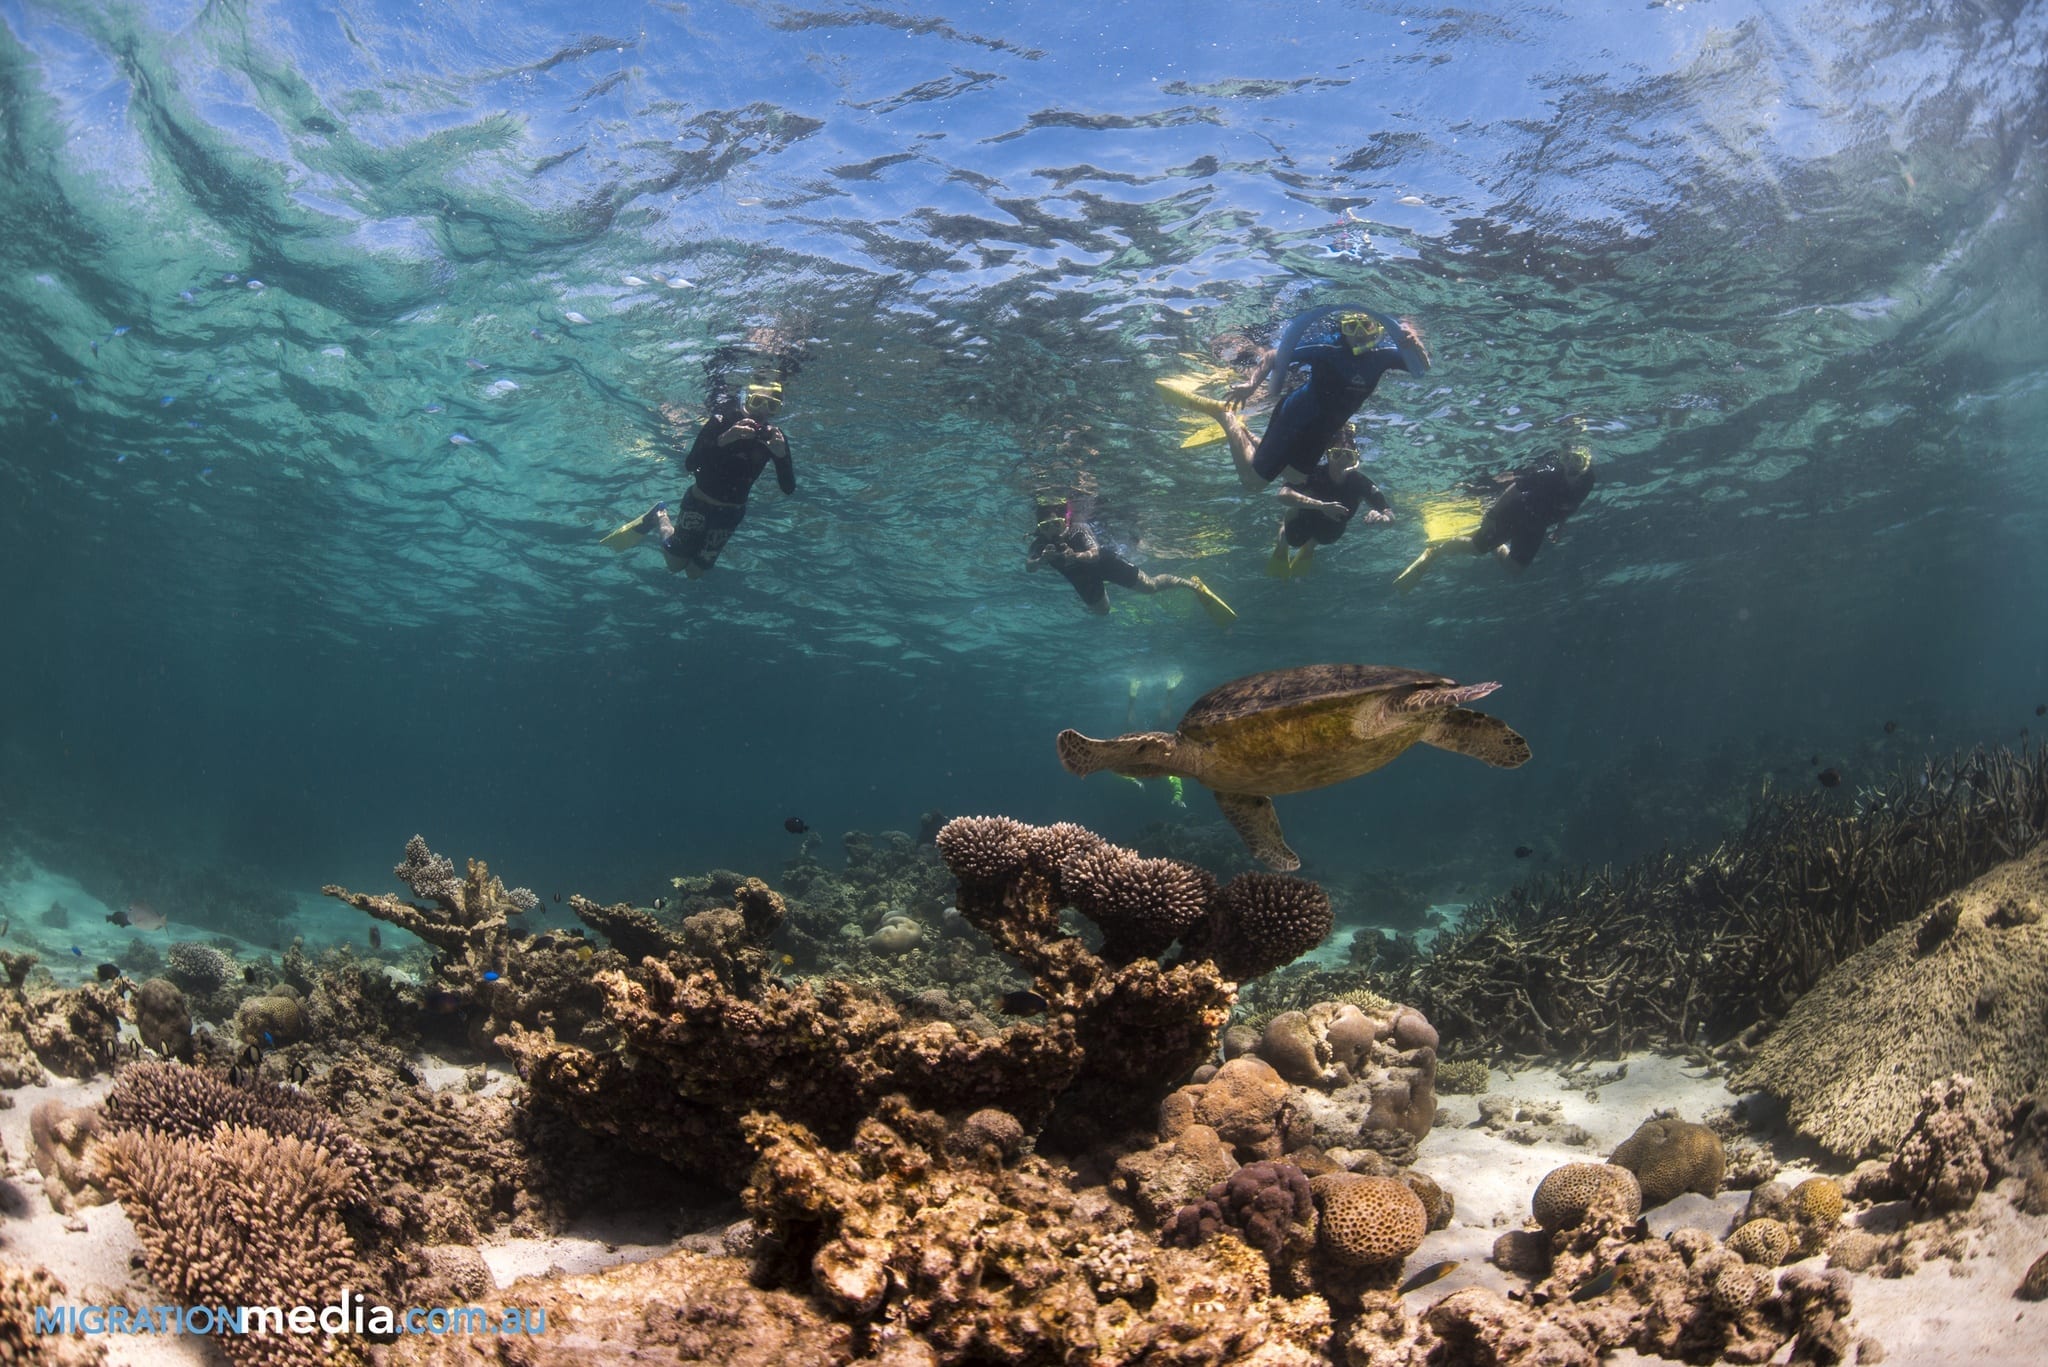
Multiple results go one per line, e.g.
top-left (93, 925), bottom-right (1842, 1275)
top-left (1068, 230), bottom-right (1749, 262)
top-left (1732, 841), bottom-right (2048, 1158)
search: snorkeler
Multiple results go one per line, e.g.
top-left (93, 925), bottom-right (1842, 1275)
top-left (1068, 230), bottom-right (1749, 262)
top-left (601, 375), bottom-right (796, 577)
top-left (1395, 432), bottom-right (1596, 590)
top-left (1267, 424), bottom-right (1394, 577)
top-left (1027, 504), bottom-right (1236, 624)
top-left (1159, 304), bottom-right (1429, 492)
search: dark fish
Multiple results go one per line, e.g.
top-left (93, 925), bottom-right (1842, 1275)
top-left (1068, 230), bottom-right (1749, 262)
top-left (106, 910), bottom-right (132, 928)
top-left (368, 925), bottom-right (382, 950)
top-left (784, 816), bottom-right (809, 835)
top-left (1398, 1259), bottom-right (1460, 1294)
top-left (229, 1064), bottom-right (241, 1086)
top-left (1817, 768), bottom-right (1842, 788)
top-left (423, 989), bottom-right (466, 1015)
top-left (553, 892), bottom-right (562, 903)
top-left (1570, 1266), bottom-right (1619, 1302)
top-left (653, 897), bottom-right (666, 910)
top-left (95, 963), bottom-right (120, 982)
top-left (998, 989), bottom-right (1048, 1016)
top-left (242, 966), bottom-right (259, 983)
top-left (2036, 704), bottom-right (2045, 717)
top-left (1810, 754), bottom-right (1821, 767)
top-left (239, 1044), bottom-right (262, 1068)
top-left (1883, 720), bottom-right (1898, 734)
top-left (1514, 846), bottom-right (1533, 859)
top-left (69, 945), bottom-right (82, 957)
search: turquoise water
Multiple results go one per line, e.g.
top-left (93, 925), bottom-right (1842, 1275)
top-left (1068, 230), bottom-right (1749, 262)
top-left (1, 0), bottom-right (2044, 936)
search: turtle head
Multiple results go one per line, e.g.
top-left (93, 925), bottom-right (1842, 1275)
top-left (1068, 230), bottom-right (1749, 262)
top-left (1057, 729), bottom-right (1180, 779)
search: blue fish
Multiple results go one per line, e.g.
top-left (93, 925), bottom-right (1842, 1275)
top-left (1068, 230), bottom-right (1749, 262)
top-left (262, 1031), bottom-right (274, 1047)
top-left (115, 453), bottom-right (127, 463)
top-left (90, 340), bottom-right (98, 356)
top-left (179, 290), bottom-right (196, 302)
top-left (112, 325), bottom-right (130, 336)
top-left (70, 945), bottom-right (83, 957)
top-left (482, 970), bottom-right (501, 982)
top-left (160, 394), bottom-right (175, 407)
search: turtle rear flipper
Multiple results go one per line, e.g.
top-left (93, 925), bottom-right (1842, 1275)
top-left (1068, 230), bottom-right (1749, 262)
top-left (1215, 791), bottom-right (1300, 871)
top-left (1422, 708), bottom-right (1530, 768)
top-left (1056, 729), bottom-right (1181, 778)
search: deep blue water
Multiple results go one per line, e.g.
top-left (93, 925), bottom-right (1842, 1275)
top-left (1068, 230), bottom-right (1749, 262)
top-left (2, 0), bottom-right (2044, 933)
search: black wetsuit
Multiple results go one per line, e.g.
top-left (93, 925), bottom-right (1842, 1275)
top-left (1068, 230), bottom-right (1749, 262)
top-left (1029, 524), bottom-right (1142, 608)
top-left (1467, 453), bottom-right (1593, 566)
top-left (1282, 460), bottom-right (1390, 548)
top-left (667, 407), bottom-right (795, 571)
top-left (1255, 330), bottom-right (1412, 483)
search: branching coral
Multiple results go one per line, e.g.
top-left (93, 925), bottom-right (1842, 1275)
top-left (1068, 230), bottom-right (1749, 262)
top-left (1367, 745), bottom-right (2048, 1059)
top-left (322, 834), bottom-right (532, 959)
top-left (94, 1125), bottom-right (375, 1367)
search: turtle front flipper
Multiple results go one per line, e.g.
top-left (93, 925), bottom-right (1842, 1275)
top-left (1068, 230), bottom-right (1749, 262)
top-left (1214, 791), bottom-right (1300, 871)
top-left (1421, 708), bottom-right (1531, 769)
top-left (1056, 729), bottom-right (1181, 779)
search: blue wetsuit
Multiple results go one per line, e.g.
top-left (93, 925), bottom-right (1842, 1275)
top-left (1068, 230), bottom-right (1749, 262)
top-left (1254, 330), bottom-right (1413, 483)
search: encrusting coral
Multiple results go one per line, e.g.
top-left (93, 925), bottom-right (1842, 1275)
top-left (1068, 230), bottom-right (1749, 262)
top-left (0, 1263), bottom-right (104, 1365)
top-left (1733, 840), bottom-right (2048, 1158)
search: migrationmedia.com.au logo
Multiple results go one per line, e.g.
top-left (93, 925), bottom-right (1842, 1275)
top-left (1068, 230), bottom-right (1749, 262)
top-left (36, 1288), bottom-right (545, 1338)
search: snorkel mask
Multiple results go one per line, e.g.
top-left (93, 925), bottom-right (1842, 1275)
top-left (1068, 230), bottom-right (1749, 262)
top-left (1337, 311), bottom-right (1386, 354)
top-left (1564, 444), bottom-right (1593, 479)
top-left (743, 382), bottom-right (784, 419)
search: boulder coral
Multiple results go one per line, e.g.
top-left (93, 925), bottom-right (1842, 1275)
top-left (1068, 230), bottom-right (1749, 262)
top-left (1531, 1162), bottom-right (1642, 1232)
top-left (1607, 1115), bottom-right (1724, 1207)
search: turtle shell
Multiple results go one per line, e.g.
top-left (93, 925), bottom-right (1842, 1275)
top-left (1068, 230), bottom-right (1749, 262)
top-left (1178, 664), bottom-right (1451, 741)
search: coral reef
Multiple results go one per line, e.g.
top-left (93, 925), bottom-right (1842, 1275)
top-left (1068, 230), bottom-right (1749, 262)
top-left (94, 1125), bottom-right (376, 1367)
top-left (1607, 1115), bottom-right (1724, 1207)
top-left (18, 982), bottom-right (124, 1078)
top-left (165, 940), bottom-right (234, 995)
top-left (1732, 841), bottom-right (2048, 1158)
top-left (131, 976), bottom-right (192, 1060)
top-left (1847, 1074), bottom-right (2011, 1214)
top-left (99, 1061), bottom-right (372, 1198)
top-left (1435, 1058), bottom-right (1489, 1094)
top-left (1726, 1217), bottom-right (1792, 1267)
top-left (0, 1263), bottom-right (104, 1366)
top-left (1531, 1162), bottom-right (1641, 1232)
top-left (1369, 746), bottom-right (2048, 1057)
top-left (27, 1097), bottom-right (109, 1214)
top-left (322, 834), bottom-right (534, 962)
top-left (1311, 1172), bottom-right (1426, 1268)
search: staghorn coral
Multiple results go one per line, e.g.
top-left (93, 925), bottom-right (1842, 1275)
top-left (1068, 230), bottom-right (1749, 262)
top-left (1733, 843), bottom-right (2048, 1159)
top-left (0, 1264), bottom-right (105, 1366)
top-left (322, 835), bottom-right (533, 959)
top-left (1532, 1163), bottom-right (1642, 1232)
top-left (1208, 873), bottom-right (1335, 982)
top-left (1311, 1172), bottom-right (1427, 1268)
top-left (94, 1125), bottom-right (376, 1367)
top-left (1608, 1115), bottom-right (1724, 1208)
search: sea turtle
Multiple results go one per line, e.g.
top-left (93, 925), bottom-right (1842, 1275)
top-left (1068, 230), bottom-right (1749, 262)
top-left (1056, 664), bottom-right (1529, 871)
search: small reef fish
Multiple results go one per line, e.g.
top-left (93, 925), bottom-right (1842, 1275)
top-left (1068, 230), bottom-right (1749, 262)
top-left (1514, 846), bottom-right (1533, 859)
top-left (998, 989), bottom-right (1048, 1016)
top-left (69, 946), bottom-right (82, 957)
top-left (95, 963), bottom-right (120, 982)
top-left (784, 816), bottom-right (809, 835)
top-left (2036, 704), bottom-right (2045, 717)
top-left (242, 966), bottom-right (260, 983)
top-left (482, 970), bottom-right (501, 982)
top-left (1398, 1260), bottom-right (1459, 1294)
top-left (1569, 1266), bottom-right (1619, 1302)
top-left (1816, 768), bottom-right (1842, 788)
top-left (368, 925), bottom-right (382, 950)
top-left (553, 892), bottom-right (562, 903)
top-left (107, 902), bottom-right (167, 931)
top-left (1883, 720), bottom-right (1899, 734)
top-left (1810, 754), bottom-right (1821, 767)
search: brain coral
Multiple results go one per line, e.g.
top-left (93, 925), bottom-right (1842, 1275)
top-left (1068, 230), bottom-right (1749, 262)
top-left (1608, 1116), bottom-right (1725, 1207)
top-left (164, 942), bottom-right (233, 995)
top-left (1311, 1173), bottom-right (1428, 1267)
top-left (1531, 1162), bottom-right (1642, 1232)
top-left (1727, 1217), bottom-right (1792, 1267)
top-left (1732, 841), bottom-right (2048, 1158)
top-left (1791, 1176), bottom-right (1844, 1226)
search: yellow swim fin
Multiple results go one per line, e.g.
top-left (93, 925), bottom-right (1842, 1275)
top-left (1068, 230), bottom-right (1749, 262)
top-left (1187, 576), bottom-right (1236, 626)
top-left (1289, 542), bottom-right (1318, 577)
top-left (1418, 494), bottom-right (1486, 544)
top-left (1155, 377), bottom-right (1228, 419)
top-left (1266, 546), bottom-right (1292, 578)
top-left (1178, 421), bottom-right (1227, 449)
top-left (599, 502), bottom-right (666, 551)
top-left (1395, 543), bottom-right (1445, 592)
